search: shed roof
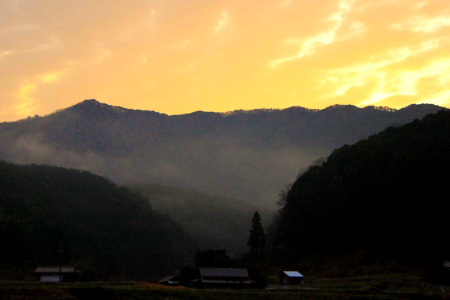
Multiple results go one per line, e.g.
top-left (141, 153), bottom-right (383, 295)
top-left (283, 271), bottom-right (304, 277)
top-left (158, 275), bottom-right (178, 282)
top-left (199, 267), bottom-right (249, 278)
top-left (35, 266), bottom-right (76, 273)
top-left (39, 275), bottom-right (61, 283)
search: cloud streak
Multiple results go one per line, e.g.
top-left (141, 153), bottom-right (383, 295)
top-left (214, 12), bottom-right (229, 33)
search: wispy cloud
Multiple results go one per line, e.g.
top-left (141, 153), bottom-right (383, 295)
top-left (278, 0), bottom-right (293, 8)
top-left (0, 50), bottom-right (14, 58)
top-left (15, 82), bottom-right (37, 116)
top-left (393, 15), bottom-right (450, 33)
top-left (214, 12), bottom-right (229, 33)
top-left (322, 38), bottom-right (448, 107)
top-left (269, 0), bottom-right (354, 68)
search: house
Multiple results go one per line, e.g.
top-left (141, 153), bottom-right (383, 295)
top-left (444, 261), bottom-right (450, 270)
top-left (279, 271), bottom-right (304, 285)
top-left (195, 267), bottom-right (256, 289)
top-left (34, 265), bottom-right (80, 282)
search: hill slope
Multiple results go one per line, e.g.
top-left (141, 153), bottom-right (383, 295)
top-left (275, 110), bottom-right (450, 263)
top-left (0, 99), bottom-right (444, 206)
top-left (0, 161), bottom-right (197, 280)
top-left (130, 183), bottom-right (272, 255)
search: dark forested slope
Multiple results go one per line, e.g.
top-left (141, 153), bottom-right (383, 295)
top-left (0, 100), bottom-right (443, 207)
top-left (0, 161), bottom-right (197, 280)
top-left (276, 110), bottom-right (450, 261)
top-left (130, 183), bottom-right (272, 255)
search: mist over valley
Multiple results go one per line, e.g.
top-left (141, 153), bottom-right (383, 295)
top-left (0, 99), bottom-right (443, 208)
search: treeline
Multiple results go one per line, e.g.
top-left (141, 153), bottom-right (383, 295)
top-left (129, 184), bottom-right (272, 255)
top-left (275, 109), bottom-right (450, 265)
top-left (0, 161), bottom-right (197, 280)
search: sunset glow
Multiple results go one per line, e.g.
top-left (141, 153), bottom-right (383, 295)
top-left (1, 0), bottom-right (450, 122)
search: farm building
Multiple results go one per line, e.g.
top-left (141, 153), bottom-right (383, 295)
top-left (279, 271), bottom-right (304, 285)
top-left (34, 266), bottom-right (80, 282)
top-left (158, 275), bottom-right (180, 286)
top-left (194, 267), bottom-right (256, 289)
top-left (444, 261), bottom-right (450, 269)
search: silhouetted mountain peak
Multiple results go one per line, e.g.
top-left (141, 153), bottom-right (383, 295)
top-left (401, 103), bottom-right (444, 112)
top-left (70, 99), bottom-right (127, 114)
top-left (222, 108), bottom-right (280, 117)
top-left (363, 106), bottom-right (396, 112)
top-left (55, 100), bottom-right (444, 120)
top-left (323, 104), bottom-right (359, 111)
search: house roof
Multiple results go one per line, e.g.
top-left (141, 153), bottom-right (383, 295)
top-left (158, 275), bottom-right (180, 284)
top-left (199, 267), bottom-right (249, 278)
top-left (35, 266), bottom-right (76, 273)
top-left (39, 275), bottom-right (61, 283)
top-left (283, 271), bottom-right (304, 277)
top-left (201, 279), bottom-right (255, 284)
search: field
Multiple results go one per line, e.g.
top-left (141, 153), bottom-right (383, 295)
top-left (1, 276), bottom-right (449, 300)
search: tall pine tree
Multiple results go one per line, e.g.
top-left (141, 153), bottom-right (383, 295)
top-left (247, 211), bottom-right (265, 259)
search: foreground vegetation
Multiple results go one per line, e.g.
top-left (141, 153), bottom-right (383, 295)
top-left (1, 276), bottom-right (449, 300)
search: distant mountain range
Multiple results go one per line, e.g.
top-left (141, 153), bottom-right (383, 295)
top-left (0, 99), bottom-right (445, 207)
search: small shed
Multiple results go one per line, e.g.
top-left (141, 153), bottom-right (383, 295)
top-left (280, 271), bottom-right (304, 285)
top-left (158, 275), bottom-right (180, 286)
top-left (197, 267), bottom-right (256, 289)
top-left (35, 266), bottom-right (79, 282)
top-left (444, 261), bottom-right (450, 269)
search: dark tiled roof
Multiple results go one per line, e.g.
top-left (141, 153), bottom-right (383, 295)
top-left (35, 266), bottom-right (76, 273)
top-left (199, 268), bottom-right (249, 278)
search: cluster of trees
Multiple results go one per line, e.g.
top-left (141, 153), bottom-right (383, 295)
top-left (0, 161), bottom-right (197, 280)
top-left (274, 110), bottom-right (450, 264)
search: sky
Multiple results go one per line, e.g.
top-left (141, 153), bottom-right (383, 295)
top-left (1, 0), bottom-right (450, 122)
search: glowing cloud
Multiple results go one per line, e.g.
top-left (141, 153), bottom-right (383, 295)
top-left (214, 12), bottom-right (229, 33)
top-left (15, 83), bottom-right (37, 116)
top-left (269, 0), bottom-right (354, 68)
top-left (1, 0), bottom-right (450, 122)
top-left (39, 72), bottom-right (63, 83)
top-left (393, 16), bottom-right (450, 33)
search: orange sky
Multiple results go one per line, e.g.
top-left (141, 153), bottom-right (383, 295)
top-left (1, 0), bottom-right (450, 122)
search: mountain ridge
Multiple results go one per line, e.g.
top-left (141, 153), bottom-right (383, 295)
top-left (3, 99), bottom-right (435, 124)
top-left (0, 99), bottom-right (445, 207)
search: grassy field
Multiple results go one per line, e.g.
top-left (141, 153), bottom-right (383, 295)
top-left (1, 277), bottom-right (449, 300)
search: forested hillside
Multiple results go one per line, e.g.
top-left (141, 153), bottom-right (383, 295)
top-left (275, 110), bottom-right (450, 266)
top-left (130, 184), bottom-right (272, 255)
top-left (0, 99), bottom-right (443, 207)
top-left (0, 161), bottom-right (197, 280)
